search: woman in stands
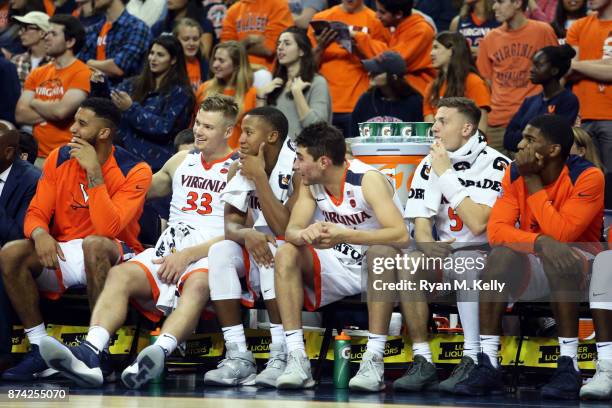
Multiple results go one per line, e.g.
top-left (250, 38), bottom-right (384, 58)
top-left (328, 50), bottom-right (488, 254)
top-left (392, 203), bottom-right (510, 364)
top-left (550, 0), bottom-right (587, 42)
top-left (195, 41), bottom-right (256, 148)
top-left (256, 27), bottom-right (331, 140)
top-left (349, 51), bottom-right (423, 138)
top-left (111, 35), bottom-right (194, 172)
top-left (504, 44), bottom-right (579, 153)
top-left (571, 127), bottom-right (604, 170)
top-left (449, 0), bottom-right (499, 56)
top-left (152, 0), bottom-right (215, 59)
top-left (424, 31), bottom-right (490, 132)
top-left (173, 18), bottom-right (208, 92)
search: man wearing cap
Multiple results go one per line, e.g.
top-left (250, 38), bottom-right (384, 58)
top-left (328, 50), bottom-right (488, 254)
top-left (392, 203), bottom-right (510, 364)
top-left (10, 12), bottom-right (52, 89)
top-left (350, 51), bottom-right (423, 137)
top-left (352, 0), bottom-right (435, 98)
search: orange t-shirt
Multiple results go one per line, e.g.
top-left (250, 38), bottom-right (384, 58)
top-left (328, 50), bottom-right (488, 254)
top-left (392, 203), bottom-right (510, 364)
top-left (423, 72), bottom-right (491, 117)
top-left (24, 145), bottom-right (152, 253)
top-left (186, 58), bottom-right (202, 92)
top-left (488, 156), bottom-right (604, 255)
top-left (96, 21), bottom-right (113, 61)
top-left (24, 60), bottom-right (91, 158)
top-left (43, 0), bottom-right (55, 16)
top-left (195, 81), bottom-right (257, 149)
top-left (220, 0), bottom-right (293, 71)
top-left (308, 5), bottom-right (390, 113)
top-left (566, 14), bottom-right (612, 121)
top-left (476, 20), bottom-right (558, 127)
top-left (353, 13), bottom-right (435, 97)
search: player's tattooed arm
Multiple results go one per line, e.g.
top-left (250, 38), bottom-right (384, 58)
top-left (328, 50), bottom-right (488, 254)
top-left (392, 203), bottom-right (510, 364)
top-left (87, 168), bottom-right (104, 188)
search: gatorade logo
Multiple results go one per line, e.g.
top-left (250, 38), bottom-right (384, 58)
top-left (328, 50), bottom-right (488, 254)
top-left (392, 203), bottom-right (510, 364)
top-left (363, 127), bottom-right (371, 136)
top-left (381, 125), bottom-right (392, 136)
top-left (341, 346), bottom-right (351, 359)
top-left (401, 125), bottom-right (413, 137)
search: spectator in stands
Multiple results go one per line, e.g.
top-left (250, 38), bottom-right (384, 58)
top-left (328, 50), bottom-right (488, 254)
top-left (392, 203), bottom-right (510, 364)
top-left (0, 50), bottom-right (19, 124)
top-left (424, 31), bottom-right (490, 132)
top-left (476, 0), bottom-right (558, 155)
top-left (220, 0), bottom-right (294, 72)
top-left (126, 0), bottom-right (166, 28)
top-left (566, 0), bottom-right (612, 202)
top-left (391, 97), bottom-right (508, 395)
top-left (37, 95), bottom-right (239, 390)
top-left (71, 0), bottom-right (104, 28)
top-left (350, 51), bottom-right (423, 137)
top-left (353, 0), bottom-right (436, 99)
top-left (0, 0), bottom-right (45, 58)
top-left (18, 130), bottom-right (38, 163)
top-left (0, 128), bottom-right (39, 374)
top-left (504, 44), bottom-right (578, 153)
top-left (173, 18), bottom-right (208, 92)
top-left (202, 0), bottom-right (227, 40)
top-left (196, 41), bottom-right (256, 149)
top-left (449, 0), bottom-right (500, 56)
top-left (292, 0), bottom-right (327, 29)
top-left (550, 0), bottom-right (586, 41)
top-left (79, 0), bottom-right (152, 85)
top-left (173, 128), bottom-right (194, 152)
top-left (152, 0), bottom-right (214, 59)
top-left (257, 27), bottom-right (331, 140)
top-left (527, 0), bottom-right (557, 21)
top-left (308, 0), bottom-right (389, 137)
top-left (10, 11), bottom-right (52, 88)
top-left (15, 14), bottom-right (89, 165)
top-left (0, 1), bottom-right (9, 32)
top-left (0, 97), bottom-right (152, 382)
top-left (571, 127), bottom-right (604, 170)
top-left (456, 115), bottom-right (604, 399)
top-left (415, 0), bottom-right (459, 31)
top-left (110, 35), bottom-right (194, 172)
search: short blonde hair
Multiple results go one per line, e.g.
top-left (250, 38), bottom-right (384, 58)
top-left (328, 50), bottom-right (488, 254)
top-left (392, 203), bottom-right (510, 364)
top-left (199, 94), bottom-right (240, 126)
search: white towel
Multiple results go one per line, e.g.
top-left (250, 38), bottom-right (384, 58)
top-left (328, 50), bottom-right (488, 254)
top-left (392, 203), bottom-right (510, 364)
top-left (220, 173), bottom-right (255, 213)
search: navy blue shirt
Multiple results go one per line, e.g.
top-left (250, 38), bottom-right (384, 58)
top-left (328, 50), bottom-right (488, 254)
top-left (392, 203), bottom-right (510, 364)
top-left (0, 53), bottom-right (19, 124)
top-left (350, 89), bottom-right (423, 138)
top-left (504, 88), bottom-right (579, 152)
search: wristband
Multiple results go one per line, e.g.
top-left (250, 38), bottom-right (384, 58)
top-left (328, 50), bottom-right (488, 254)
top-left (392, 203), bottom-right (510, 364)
top-left (438, 169), bottom-right (469, 210)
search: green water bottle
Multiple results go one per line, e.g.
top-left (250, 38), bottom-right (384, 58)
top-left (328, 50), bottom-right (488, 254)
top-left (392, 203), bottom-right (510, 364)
top-left (333, 331), bottom-right (351, 388)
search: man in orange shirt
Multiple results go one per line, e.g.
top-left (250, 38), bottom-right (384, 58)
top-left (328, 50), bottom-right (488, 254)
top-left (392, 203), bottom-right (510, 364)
top-left (455, 115), bottom-right (604, 399)
top-left (566, 0), bottom-right (612, 207)
top-left (353, 0), bottom-right (436, 98)
top-left (308, 0), bottom-right (389, 137)
top-left (15, 14), bottom-right (90, 165)
top-left (0, 98), bottom-right (152, 382)
top-left (220, 0), bottom-right (294, 72)
top-left (476, 0), bottom-right (558, 154)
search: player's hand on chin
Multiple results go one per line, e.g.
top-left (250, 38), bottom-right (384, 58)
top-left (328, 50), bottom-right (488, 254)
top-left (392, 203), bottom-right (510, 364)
top-left (238, 142), bottom-right (266, 181)
top-left (153, 251), bottom-right (191, 284)
top-left (68, 137), bottom-right (98, 172)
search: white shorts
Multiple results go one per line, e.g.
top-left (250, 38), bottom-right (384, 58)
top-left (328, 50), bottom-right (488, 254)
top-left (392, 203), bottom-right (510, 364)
top-left (304, 246), bottom-right (362, 311)
top-left (129, 248), bottom-right (209, 322)
top-left (513, 248), bottom-right (593, 302)
top-left (36, 238), bottom-right (135, 300)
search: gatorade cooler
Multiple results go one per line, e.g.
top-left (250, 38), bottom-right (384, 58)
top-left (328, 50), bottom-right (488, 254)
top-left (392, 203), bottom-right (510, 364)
top-left (350, 140), bottom-right (430, 204)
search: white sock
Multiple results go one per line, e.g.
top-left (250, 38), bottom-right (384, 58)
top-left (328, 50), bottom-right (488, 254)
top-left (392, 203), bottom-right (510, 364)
top-left (457, 301), bottom-right (479, 360)
top-left (25, 323), bottom-right (47, 346)
top-left (559, 337), bottom-right (579, 371)
top-left (480, 335), bottom-right (500, 368)
top-left (284, 329), bottom-right (305, 355)
top-left (154, 333), bottom-right (178, 356)
top-left (269, 323), bottom-right (285, 346)
top-left (596, 341), bottom-right (612, 361)
top-left (412, 342), bottom-right (432, 363)
top-left (366, 333), bottom-right (387, 358)
top-left (222, 324), bottom-right (247, 352)
top-left (86, 326), bottom-right (110, 352)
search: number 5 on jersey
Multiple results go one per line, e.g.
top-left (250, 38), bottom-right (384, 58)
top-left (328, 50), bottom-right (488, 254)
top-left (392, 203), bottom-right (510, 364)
top-left (181, 191), bottom-right (212, 215)
top-left (448, 207), bottom-right (464, 232)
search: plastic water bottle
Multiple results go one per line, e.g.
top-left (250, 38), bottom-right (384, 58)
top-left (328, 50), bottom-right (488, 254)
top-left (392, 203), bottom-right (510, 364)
top-left (333, 331), bottom-right (351, 388)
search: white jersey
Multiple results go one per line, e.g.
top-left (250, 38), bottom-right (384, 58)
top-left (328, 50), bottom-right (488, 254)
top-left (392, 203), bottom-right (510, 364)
top-left (154, 149), bottom-right (238, 257)
top-left (405, 145), bottom-right (510, 243)
top-left (310, 159), bottom-right (404, 271)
